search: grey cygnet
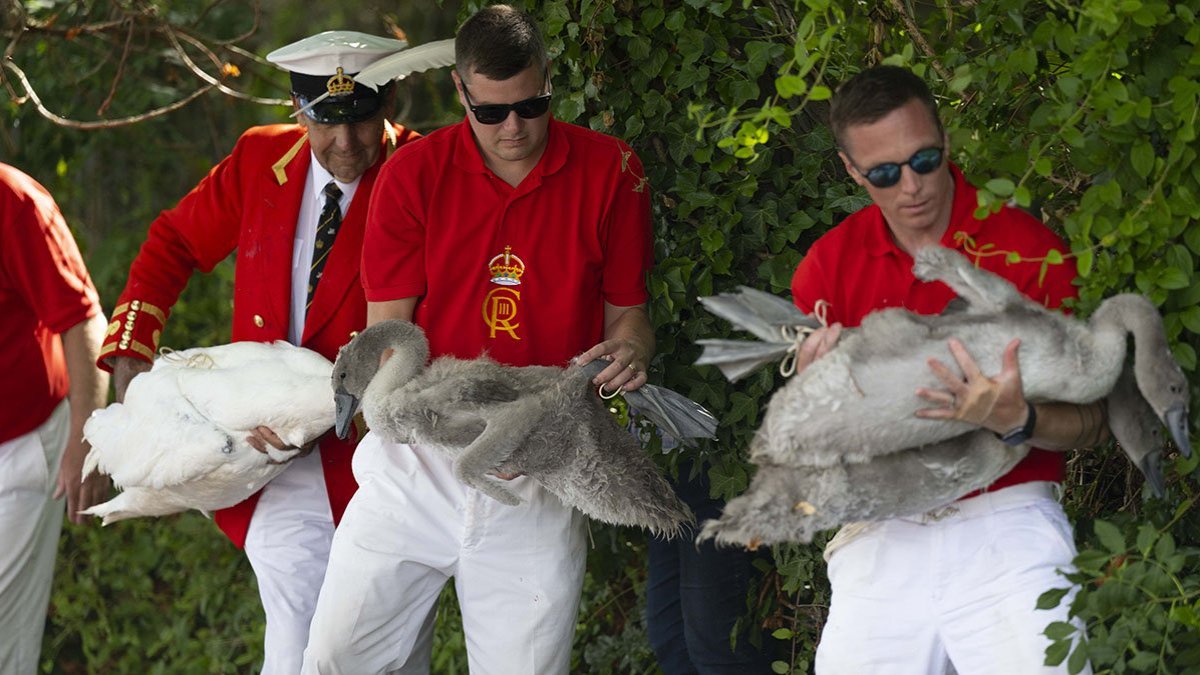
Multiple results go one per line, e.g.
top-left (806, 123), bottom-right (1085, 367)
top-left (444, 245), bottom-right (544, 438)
top-left (695, 246), bottom-right (1191, 546)
top-left (332, 321), bottom-right (713, 537)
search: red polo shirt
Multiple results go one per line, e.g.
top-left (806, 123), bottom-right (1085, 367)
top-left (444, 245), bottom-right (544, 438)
top-left (0, 164), bottom-right (101, 442)
top-left (363, 118), bottom-right (652, 367)
top-left (791, 163), bottom-right (1076, 491)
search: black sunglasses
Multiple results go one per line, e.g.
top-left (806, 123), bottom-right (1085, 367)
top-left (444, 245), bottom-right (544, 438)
top-left (853, 147), bottom-right (944, 188)
top-left (461, 84), bottom-right (552, 125)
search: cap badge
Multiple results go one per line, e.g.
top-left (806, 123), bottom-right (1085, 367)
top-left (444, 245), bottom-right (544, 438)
top-left (325, 67), bottom-right (356, 97)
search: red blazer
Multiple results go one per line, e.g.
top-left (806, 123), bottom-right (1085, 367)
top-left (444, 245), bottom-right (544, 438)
top-left (98, 123), bottom-right (419, 547)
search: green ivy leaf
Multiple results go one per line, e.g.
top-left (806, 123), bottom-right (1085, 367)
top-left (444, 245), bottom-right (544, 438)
top-left (1131, 141), bottom-right (1156, 178)
top-left (775, 74), bottom-right (807, 98)
top-left (1128, 651), bottom-right (1159, 670)
top-left (1094, 519), bottom-right (1126, 554)
top-left (1076, 249), bottom-right (1094, 276)
top-left (985, 177), bottom-right (1016, 197)
top-left (1136, 523), bottom-right (1159, 556)
top-left (1044, 621), bottom-right (1077, 640)
top-left (641, 7), bottom-right (665, 30)
top-left (1158, 267), bottom-right (1190, 289)
top-left (1044, 639), bottom-right (1071, 666)
top-left (1067, 641), bottom-right (1090, 675)
top-left (1037, 587), bottom-right (1071, 610)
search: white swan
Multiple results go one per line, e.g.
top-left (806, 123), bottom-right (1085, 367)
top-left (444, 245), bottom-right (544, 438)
top-left (332, 321), bottom-right (712, 537)
top-left (81, 341), bottom-right (335, 524)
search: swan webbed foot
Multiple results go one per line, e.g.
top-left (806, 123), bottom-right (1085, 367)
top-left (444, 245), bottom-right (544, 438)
top-left (458, 470), bottom-right (523, 506)
top-left (911, 246), bottom-right (1023, 312)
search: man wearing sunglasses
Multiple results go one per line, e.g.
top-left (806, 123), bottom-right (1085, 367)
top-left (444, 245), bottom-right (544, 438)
top-left (789, 66), bottom-right (1105, 673)
top-left (97, 31), bottom-right (423, 674)
top-left (303, 6), bottom-right (654, 674)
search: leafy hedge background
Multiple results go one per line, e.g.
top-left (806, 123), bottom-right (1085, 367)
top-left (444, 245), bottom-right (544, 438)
top-left (3, 0), bottom-right (1197, 673)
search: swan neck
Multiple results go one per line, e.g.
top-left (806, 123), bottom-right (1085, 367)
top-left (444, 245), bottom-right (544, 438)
top-left (1091, 295), bottom-right (1169, 369)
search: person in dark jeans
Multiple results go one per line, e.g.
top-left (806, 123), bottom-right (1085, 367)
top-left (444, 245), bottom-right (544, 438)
top-left (646, 459), bottom-right (774, 674)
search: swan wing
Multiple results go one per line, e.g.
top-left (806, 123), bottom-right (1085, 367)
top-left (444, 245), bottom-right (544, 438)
top-left (83, 381), bottom-right (239, 489)
top-left (173, 345), bottom-right (335, 448)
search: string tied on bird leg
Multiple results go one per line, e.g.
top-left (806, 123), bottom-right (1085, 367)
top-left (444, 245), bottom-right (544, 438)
top-left (778, 299), bottom-right (830, 378)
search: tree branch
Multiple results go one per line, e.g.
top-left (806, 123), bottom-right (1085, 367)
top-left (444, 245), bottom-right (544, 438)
top-left (4, 58), bottom-right (215, 129)
top-left (887, 0), bottom-right (952, 82)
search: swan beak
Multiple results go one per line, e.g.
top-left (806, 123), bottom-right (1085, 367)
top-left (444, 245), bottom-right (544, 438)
top-left (1138, 451), bottom-right (1165, 499)
top-left (1165, 405), bottom-right (1192, 459)
top-left (334, 388), bottom-right (359, 440)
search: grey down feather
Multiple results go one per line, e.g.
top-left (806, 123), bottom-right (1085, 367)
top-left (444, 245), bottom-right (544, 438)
top-left (695, 245), bottom-right (1191, 547)
top-left (332, 321), bottom-right (717, 538)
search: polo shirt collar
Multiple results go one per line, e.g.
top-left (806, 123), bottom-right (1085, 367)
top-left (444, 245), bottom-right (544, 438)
top-left (451, 117), bottom-right (569, 182)
top-left (864, 161), bottom-right (982, 258)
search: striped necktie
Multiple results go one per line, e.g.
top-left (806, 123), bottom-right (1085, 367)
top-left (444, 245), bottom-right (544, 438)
top-left (307, 181), bottom-right (343, 309)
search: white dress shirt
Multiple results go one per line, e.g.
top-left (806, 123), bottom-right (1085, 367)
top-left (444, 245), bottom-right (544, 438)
top-left (289, 154), bottom-right (360, 345)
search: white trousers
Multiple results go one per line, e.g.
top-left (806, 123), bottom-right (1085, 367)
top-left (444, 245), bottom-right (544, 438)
top-left (244, 449), bottom-right (336, 675)
top-left (0, 401), bottom-right (68, 675)
top-left (816, 482), bottom-right (1091, 675)
top-left (302, 433), bottom-right (588, 675)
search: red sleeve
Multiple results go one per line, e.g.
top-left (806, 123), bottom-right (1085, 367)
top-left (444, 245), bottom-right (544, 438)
top-left (790, 245), bottom-right (836, 320)
top-left (600, 144), bottom-right (652, 306)
top-left (361, 150), bottom-right (427, 302)
top-left (98, 132), bottom-right (249, 367)
top-left (1, 170), bottom-right (100, 332)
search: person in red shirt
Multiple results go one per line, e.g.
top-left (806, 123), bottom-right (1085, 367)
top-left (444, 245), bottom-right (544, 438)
top-left (97, 32), bottom-right (424, 674)
top-left (0, 163), bottom-right (108, 674)
top-left (791, 66), bottom-right (1107, 673)
top-left (302, 7), bottom-right (654, 674)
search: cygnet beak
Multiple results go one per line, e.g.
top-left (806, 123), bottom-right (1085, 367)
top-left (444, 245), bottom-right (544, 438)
top-left (1137, 451), bottom-right (1165, 499)
top-left (334, 387), bottom-right (359, 440)
top-left (1165, 404), bottom-right (1192, 459)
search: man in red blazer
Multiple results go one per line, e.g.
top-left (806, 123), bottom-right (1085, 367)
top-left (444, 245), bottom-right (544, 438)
top-left (97, 31), bottom-right (421, 674)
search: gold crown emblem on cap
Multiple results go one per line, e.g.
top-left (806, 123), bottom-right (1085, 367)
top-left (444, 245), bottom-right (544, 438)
top-left (488, 246), bottom-right (525, 286)
top-left (325, 67), bottom-right (356, 97)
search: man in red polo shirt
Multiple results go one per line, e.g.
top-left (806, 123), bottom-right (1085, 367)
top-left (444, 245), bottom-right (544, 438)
top-left (0, 163), bottom-right (109, 673)
top-left (302, 6), bottom-right (654, 674)
top-left (791, 66), bottom-right (1106, 673)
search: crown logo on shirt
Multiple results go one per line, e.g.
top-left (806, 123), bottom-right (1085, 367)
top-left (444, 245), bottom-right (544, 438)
top-left (488, 246), bottom-right (525, 286)
top-left (325, 68), bottom-right (356, 97)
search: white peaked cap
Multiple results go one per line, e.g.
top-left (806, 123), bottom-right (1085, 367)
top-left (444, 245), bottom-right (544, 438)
top-left (266, 30), bottom-right (409, 75)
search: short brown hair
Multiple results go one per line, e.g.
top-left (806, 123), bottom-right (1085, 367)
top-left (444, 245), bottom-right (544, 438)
top-left (829, 65), bottom-right (942, 150)
top-left (455, 5), bottom-right (547, 82)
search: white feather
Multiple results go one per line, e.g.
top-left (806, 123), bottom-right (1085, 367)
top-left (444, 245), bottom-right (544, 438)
top-left (291, 39), bottom-right (456, 118)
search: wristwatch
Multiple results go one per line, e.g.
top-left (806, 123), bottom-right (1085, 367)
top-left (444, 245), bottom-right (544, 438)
top-left (998, 401), bottom-right (1037, 447)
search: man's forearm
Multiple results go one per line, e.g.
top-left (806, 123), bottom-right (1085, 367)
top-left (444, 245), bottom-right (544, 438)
top-left (63, 313), bottom-right (110, 422)
top-left (367, 298), bottom-right (417, 327)
top-left (1028, 400), bottom-right (1110, 450)
top-left (602, 303), bottom-right (655, 367)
